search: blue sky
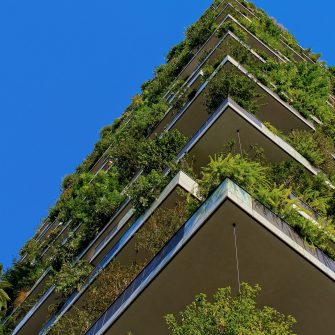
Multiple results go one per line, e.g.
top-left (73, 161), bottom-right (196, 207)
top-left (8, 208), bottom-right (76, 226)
top-left (0, 0), bottom-right (334, 269)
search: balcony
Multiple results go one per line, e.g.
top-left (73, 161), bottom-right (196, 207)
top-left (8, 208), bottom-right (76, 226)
top-left (216, 1), bottom-right (313, 65)
top-left (158, 31), bottom-right (266, 136)
top-left (175, 97), bottom-right (318, 177)
top-left (155, 55), bottom-right (314, 145)
top-left (40, 220), bottom-right (72, 262)
top-left (178, 14), bottom-right (285, 84)
top-left (35, 220), bottom-right (59, 243)
top-left (11, 286), bottom-right (60, 335)
top-left (279, 38), bottom-right (314, 64)
top-left (89, 157), bottom-right (113, 176)
top-left (216, 0), bottom-right (259, 20)
top-left (86, 178), bottom-right (335, 335)
top-left (215, 2), bottom-right (253, 27)
top-left (76, 199), bottom-right (134, 265)
top-left (40, 171), bottom-right (199, 335)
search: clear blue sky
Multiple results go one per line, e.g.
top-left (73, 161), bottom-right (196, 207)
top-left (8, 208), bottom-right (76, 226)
top-left (0, 0), bottom-right (334, 269)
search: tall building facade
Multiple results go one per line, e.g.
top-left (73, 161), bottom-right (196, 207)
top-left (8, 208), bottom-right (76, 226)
top-left (1, 1), bottom-right (335, 334)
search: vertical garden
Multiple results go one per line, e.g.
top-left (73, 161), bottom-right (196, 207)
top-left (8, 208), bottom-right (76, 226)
top-left (1, 1), bottom-right (334, 334)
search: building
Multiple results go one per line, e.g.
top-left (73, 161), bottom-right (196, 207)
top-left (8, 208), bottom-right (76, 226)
top-left (1, 1), bottom-right (335, 334)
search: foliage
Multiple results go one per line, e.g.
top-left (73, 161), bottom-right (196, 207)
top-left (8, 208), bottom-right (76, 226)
top-left (48, 178), bottom-right (200, 334)
top-left (4, 261), bottom-right (44, 308)
top-left (199, 153), bottom-right (269, 198)
top-left (204, 68), bottom-right (261, 114)
top-left (50, 261), bottom-right (93, 297)
top-left (270, 160), bottom-right (335, 218)
top-left (0, 265), bottom-right (11, 312)
top-left (252, 60), bottom-right (334, 124)
top-left (287, 130), bottom-right (335, 177)
top-left (165, 283), bottom-right (296, 335)
top-left (186, 8), bottom-right (217, 50)
top-left (127, 170), bottom-right (168, 215)
top-left (105, 100), bottom-right (168, 181)
top-left (329, 66), bottom-right (335, 95)
top-left (166, 41), bottom-right (187, 62)
top-left (19, 238), bottom-right (39, 263)
top-left (237, 8), bottom-right (302, 62)
top-left (216, 21), bottom-right (247, 42)
top-left (142, 49), bottom-right (192, 103)
top-left (55, 169), bottom-right (124, 237)
top-left (199, 154), bottom-right (335, 259)
top-left (136, 197), bottom-right (191, 255)
top-left (126, 130), bottom-right (187, 215)
top-left (61, 174), bottom-right (77, 192)
top-left (50, 261), bottom-right (144, 335)
top-left (138, 130), bottom-right (188, 174)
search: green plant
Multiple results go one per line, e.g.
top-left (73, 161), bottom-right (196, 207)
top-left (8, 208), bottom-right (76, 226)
top-left (186, 8), bottom-right (217, 50)
top-left (287, 130), bottom-right (335, 176)
top-left (216, 21), bottom-right (248, 42)
top-left (329, 66), bottom-right (335, 95)
top-left (270, 160), bottom-right (334, 217)
top-left (0, 265), bottom-right (11, 312)
top-left (127, 170), bottom-right (168, 215)
top-left (199, 154), bottom-right (335, 259)
top-left (49, 261), bottom-right (144, 335)
top-left (252, 60), bottom-right (333, 122)
top-left (199, 153), bottom-right (269, 198)
top-left (138, 130), bottom-right (188, 174)
top-left (61, 174), bottom-right (77, 192)
top-left (136, 197), bottom-right (191, 255)
top-left (165, 283), bottom-right (296, 335)
top-left (50, 261), bottom-right (93, 297)
top-left (204, 68), bottom-right (261, 114)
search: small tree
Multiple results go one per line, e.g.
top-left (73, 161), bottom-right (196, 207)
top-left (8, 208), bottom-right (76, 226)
top-left (165, 283), bottom-right (296, 335)
top-left (0, 264), bottom-right (11, 312)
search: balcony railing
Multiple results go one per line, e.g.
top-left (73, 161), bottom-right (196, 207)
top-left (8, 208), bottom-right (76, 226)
top-left (11, 286), bottom-right (55, 335)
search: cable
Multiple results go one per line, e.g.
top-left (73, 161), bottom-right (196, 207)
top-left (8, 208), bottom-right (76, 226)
top-left (237, 130), bottom-right (243, 158)
top-left (233, 223), bottom-right (241, 294)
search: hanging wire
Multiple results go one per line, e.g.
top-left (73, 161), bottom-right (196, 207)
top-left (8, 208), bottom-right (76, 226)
top-left (233, 223), bottom-right (241, 294)
top-left (237, 130), bottom-right (243, 158)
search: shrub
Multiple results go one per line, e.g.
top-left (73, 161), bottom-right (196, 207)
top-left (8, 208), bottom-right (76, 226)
top-left (204, 68), bottom-right (261, 114)
top-left (136, 198), bottom-right (190, 255)
top-left (138, 130), bottom-right (188, 174)
top-left (50, 261), bottom-right (143, 335)
top-left (199, 153), bottom-right (270, 198)
top-left (0, 265), bottom-right (11, 312)
top-left (186, 9), bottom-right (217, 50)
top-left (127, 170), bottom-right (168, 215)
top-left (287, 130), bottom-right (326, 167)
top-left (270, 160), bottom-right (334, 217)
top-left (61, 174), bottom-right (77, 192)
top-left (165, 283), bottom-right (296, 335)
top-left (50, 261), bottom-right (93, 297)
top-left (199, 154), bottom-right (335, 259)
top-left (253, 61), bottom-right (333, 122)
top-left (216, 21), bottom-right (248, 42)
top-left (287, 130), bottom-right (335, 176)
